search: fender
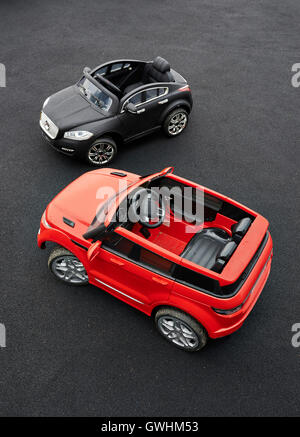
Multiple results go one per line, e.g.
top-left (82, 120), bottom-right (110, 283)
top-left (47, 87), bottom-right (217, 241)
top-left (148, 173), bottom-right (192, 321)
top-left (94, 131), bottom-right (124, 145)
top-left (78, 116), bottom-right (124, 144)
top-left (37, 228), bottom-right (90, 272)
top-left (159, 98), bottom-right (192, 125)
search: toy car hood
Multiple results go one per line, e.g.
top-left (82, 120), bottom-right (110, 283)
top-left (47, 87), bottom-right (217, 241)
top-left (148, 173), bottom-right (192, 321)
top-left (43, 85), bottom-right (107, 131)
top-left (45, 169), bottom-right (140, 236)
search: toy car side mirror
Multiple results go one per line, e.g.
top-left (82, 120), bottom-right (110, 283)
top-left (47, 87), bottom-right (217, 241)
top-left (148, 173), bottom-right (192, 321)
top-left (83, 66), bottom-right (92, 75)
top-left (83, 223), bottom-right (107, 240)
top-left (124, 102), bottom-right (138, 114)
top-left (87, 240), bottom-right (102, 262)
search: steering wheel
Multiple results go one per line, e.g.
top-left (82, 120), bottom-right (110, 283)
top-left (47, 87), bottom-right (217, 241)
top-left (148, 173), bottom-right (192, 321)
top-left (130, 188), bottom-right (166, 229)
top-left (96, 75), bottom-right (122, 97)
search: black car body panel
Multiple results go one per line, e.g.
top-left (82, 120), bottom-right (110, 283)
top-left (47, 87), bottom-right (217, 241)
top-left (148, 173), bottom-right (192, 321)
top-left (45, 86), bottom-right (107, 132)
top-left (40, 57), bottom-right (193, 163)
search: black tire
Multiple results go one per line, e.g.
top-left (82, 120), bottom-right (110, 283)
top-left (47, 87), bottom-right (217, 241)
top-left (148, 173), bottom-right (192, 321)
top-left (86, 137), bottom-right (117, 166)
top-left (48, 246), bottom-right (89, 286)
top-left (155, 307), bottom-right (208, 352)
top-left (163, 108), bottom-right (189, 137)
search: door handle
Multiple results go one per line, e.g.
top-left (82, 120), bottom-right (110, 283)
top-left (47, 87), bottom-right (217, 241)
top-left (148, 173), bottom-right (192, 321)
top-left (152, 276), bottom-right (168, 286)
top-left (110, 258), bottom-right (125, 266)
top-left (158, 99), bottom-right (168, 105)
top-left (137, 108), bottom-right (145, 114)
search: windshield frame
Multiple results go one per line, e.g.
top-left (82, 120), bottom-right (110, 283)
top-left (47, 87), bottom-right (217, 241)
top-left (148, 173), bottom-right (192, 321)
top-left (103, 169), bottom-right (174, 229)
top-left (76, 72), bottom-right (118, 115)
top-left (84, 169), bottom-right (174, 241)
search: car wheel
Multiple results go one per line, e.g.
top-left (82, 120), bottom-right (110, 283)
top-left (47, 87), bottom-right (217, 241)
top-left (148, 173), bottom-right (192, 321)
top-left (163, 108), bottom-right (188, 137)
top-left (155, 307), bottom-right (208, 352)
top-left (87, 137), bottom-right (117, 166)
top-left (48, 246), bottom-right (89, 286)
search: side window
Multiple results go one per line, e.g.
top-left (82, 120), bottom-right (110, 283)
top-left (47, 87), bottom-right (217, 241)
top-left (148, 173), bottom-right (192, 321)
top-left (95, 66), bottom-right (107, 76)
top-left (128, 91), bottom-right (143, 105)
top-left (110, 63), bottom-right (123, 73)
top-left (158, 87), bottom-right (167, 96)
top-left (144, 87), bottom-right (168, 103)
top-left (173, 265), bottom-right (219, 293)
top-left (145, 88), bottom-right (158, 101)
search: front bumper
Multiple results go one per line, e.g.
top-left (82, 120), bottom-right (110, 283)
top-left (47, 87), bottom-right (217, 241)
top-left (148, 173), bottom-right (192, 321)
top-left (40, 128), bottom-right (93, 159)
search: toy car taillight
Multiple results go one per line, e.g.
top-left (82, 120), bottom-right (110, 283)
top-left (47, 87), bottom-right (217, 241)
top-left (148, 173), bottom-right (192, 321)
top-left (212, 304), bottom-right (243, 315)
top-left (178, 85), bottom-right (191, 92)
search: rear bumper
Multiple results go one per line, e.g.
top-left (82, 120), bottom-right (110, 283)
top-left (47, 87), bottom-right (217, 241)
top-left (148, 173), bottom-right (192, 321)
top-left (209, 233), bottom-right (273, 338)
top-left (210, 252), bottom-right (272, 338)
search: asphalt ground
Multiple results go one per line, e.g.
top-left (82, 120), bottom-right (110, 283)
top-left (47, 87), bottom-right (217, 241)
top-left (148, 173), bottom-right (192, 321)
top-left (0, 0), bottom-right (299, 416)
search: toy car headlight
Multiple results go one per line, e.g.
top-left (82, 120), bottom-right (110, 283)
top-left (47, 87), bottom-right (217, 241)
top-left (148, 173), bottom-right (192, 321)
top-left (42, 97), bottom-right (50, 109)
top-left (42, 211), bottom-right (51, 229)
top-left (63, 131), bottom-right (94, 141)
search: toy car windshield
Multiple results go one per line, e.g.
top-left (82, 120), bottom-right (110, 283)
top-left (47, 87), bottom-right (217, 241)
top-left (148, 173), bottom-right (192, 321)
top-left (78, 77), bottom-right (113, 112)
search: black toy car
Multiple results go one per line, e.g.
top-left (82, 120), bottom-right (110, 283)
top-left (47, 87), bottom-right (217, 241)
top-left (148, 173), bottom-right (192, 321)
top-left (40, 57), bottom-right (193, 166)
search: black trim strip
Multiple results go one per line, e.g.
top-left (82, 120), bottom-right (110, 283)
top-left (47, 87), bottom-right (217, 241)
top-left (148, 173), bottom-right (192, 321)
top-left (110, 171), bottom-right (127, 177)
top-left (63, 217), bottom-right (75, 228)
top-left (71, 240), bottom-right (89, 251)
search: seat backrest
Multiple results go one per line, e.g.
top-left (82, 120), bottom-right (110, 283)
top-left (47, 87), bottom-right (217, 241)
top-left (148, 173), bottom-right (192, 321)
top-left (213, 241), bottom-right (237, 273)
top-left (231, 217), bottom-right (252, 243)
top-left (143, 56), bottom-right (174, 83)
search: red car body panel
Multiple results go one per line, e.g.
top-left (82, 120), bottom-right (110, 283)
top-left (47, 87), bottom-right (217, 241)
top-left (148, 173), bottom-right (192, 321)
top-left (38, 167), bottom-right (273, 339)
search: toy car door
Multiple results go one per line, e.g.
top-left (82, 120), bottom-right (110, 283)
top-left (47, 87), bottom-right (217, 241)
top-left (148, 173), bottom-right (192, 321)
top-left (88, 233), bottom-right (175, 312)
top-left (120, 87), bottom-right (169, 139)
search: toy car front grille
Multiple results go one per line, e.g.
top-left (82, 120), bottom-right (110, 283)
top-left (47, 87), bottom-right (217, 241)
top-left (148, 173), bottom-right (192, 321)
top-left (40, 111), bottom-right (59, 139)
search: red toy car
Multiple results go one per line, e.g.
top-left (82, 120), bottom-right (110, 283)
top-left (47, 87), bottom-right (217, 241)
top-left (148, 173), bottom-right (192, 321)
top-left (37, 167), bottom-right (273, 351)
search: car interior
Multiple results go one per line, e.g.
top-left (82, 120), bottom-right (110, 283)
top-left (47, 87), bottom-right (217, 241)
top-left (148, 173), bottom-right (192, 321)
top-left (122, 177), bottom-right (253, 273)
top-left (93, 56), bottom-right (175, 97)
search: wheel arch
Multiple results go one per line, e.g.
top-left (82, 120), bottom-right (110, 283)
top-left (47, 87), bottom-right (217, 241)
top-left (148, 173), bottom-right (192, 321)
top-left (151, 302), bottom-right (211, 337)
top-left (159, 100), bottom-right (191, 125)
top-left (94, 131), bottom-right (123, 145)
top-left (38, 230), bottom-right (90, 271)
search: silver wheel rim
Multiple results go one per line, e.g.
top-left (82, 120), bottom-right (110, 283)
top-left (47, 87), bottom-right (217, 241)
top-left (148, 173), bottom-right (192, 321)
top-left (52, 256), bottom-right (88, 284)
top-left (157, 316), bottom-right (199, 349)
top-left (88, 142), bottom-right (115, 165)
top-left (167, 112), bottom-right (187, 135)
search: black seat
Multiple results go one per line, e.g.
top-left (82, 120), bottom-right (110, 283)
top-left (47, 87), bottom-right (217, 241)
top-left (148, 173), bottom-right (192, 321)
top-left (180, 217), bottom-right (252, 273)
top-left (124, 56), bottom-right (174, 94)
top-left (181, 228), bottom-right (231, 271)
top-left (144, 56), bottom-right (174, 83)
top-left (231, 217), bottom-right (252, 243)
